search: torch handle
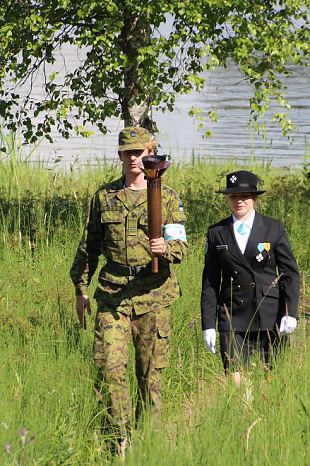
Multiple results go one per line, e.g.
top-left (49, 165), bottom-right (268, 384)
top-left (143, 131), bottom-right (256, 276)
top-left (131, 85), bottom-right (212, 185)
top-left (152, 255), bottom-right (159, 273)
top-left (147, 178), bottom-right (162, 273)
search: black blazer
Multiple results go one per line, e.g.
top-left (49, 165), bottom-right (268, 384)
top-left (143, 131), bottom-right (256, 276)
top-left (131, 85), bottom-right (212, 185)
top-left (201, 212), bottom-right (300, 332)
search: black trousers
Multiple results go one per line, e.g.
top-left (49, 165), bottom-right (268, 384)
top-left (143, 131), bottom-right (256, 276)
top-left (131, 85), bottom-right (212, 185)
top-left (219, 330), bottom-right (288, 372)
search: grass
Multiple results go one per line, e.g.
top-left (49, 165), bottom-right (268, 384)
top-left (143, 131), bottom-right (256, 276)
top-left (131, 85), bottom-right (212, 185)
top-left (0, 240), bottom-right (309, 465)
top-left (0, 154), bottom-right (309, 464)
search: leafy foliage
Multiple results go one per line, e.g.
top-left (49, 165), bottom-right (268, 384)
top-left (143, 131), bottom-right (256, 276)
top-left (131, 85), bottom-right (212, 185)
top-left (0, 1), bottom-right (309, 140)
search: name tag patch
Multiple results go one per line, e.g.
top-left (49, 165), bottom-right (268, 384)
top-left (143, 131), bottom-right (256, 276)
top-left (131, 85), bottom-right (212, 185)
top-left (216, 245), bottom-right (228, 251)
top-left (127, 216), bottom-right (137, 236)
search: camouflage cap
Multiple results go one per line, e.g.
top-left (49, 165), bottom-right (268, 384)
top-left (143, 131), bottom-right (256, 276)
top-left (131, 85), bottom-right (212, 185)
top-left (118, 126), bottom-right (153, 152)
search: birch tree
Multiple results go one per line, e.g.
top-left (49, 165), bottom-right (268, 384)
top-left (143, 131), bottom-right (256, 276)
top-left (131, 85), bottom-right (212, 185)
top-left (0, 0), bottom-right (309, 144)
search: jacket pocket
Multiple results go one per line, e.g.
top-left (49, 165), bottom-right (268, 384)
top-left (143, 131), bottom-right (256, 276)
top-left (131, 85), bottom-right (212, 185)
top-left (154, 310), bottom-right (171, 369)
top-left (101, 210), bottom-right (123, 241)
top-left (138, 212), bottom-right (149, 239)
top-left (262, 284), bottom-right (280, 299)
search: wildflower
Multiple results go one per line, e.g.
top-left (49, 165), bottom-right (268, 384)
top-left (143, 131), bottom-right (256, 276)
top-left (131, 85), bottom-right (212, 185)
top-left (4, 443), bottom-right (11, 453)
top-left (18, 428), bottom-right (28, 448)
top-left (188, 318), bottom-right (196, 329)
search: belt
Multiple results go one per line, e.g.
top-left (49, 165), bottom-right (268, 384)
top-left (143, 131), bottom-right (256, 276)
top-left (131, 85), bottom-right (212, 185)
top-left (105, 260), bottom-right (151, 277)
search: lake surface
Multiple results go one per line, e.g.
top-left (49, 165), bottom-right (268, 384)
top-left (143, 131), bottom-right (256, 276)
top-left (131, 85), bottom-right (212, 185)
top-left (16, 45), bottom-right (310, 169)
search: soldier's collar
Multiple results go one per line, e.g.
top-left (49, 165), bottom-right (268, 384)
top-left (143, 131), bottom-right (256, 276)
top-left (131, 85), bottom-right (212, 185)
top-left (106, 176), bottom-right (126, 192)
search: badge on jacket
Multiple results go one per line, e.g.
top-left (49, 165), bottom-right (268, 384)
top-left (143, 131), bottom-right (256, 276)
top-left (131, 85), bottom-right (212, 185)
top-left (205, 243), bottom-right (228, 255)
top-left (216, 245), bottom-right (228, 252)
top-left (256, 242), bottom-right (270, 262)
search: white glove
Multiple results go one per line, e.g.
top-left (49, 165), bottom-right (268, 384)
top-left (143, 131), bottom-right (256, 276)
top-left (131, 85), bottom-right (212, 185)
top-left (279, 316), bottom-right (297, 334)
top-left (203, 329), bottom-right (216, 354)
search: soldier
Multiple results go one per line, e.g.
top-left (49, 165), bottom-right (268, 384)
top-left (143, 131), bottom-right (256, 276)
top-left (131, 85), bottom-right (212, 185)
top-left (201, 170), bottom-right (300, 384)
top-left (70, 127), bottom-right (187, 452)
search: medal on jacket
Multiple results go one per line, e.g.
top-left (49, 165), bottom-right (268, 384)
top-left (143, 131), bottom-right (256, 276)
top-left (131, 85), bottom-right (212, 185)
top-left (256, 242), bottom-right (271, 262)
top-left (256, 243), bottom-right (264, 262)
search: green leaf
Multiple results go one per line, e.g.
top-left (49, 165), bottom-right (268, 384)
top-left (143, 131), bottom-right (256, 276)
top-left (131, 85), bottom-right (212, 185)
top-left (0, 0), bottom-right (308, 141)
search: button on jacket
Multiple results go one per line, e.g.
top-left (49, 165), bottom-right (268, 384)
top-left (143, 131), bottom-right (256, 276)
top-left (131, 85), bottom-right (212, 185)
top-left (70, 176), bottom-right (188, 315)
top-left (201, 212), bottom-right (300, 332)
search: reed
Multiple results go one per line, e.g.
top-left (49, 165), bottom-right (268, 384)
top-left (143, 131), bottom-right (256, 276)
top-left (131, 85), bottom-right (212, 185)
top-left (1, 155), bottom-right (309, 256)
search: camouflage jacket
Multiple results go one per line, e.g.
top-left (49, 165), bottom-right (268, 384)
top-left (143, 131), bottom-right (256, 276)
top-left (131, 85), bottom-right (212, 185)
top-left (70, 176), bottom-right (188, 314)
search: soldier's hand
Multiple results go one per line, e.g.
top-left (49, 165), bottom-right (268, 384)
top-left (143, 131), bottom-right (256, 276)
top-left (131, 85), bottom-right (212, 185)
top-left (76, 295), bottom-right (91, 329)
top-left (149, 237), bottom-right (167, 256)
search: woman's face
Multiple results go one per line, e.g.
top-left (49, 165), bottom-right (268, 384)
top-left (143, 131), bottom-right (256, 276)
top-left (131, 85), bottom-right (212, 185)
top-left (227, 193), bottom-right (256, 219)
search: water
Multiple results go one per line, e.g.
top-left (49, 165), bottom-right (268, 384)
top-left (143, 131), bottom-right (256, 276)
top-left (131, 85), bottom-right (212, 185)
top-left (154, 64), bottom-right (310, 167)
top-left (13, 44), bottom-right (310, 169)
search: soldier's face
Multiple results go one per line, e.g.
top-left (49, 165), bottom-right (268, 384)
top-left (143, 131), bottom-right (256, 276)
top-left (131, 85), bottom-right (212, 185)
top-left (119, 148), bottom-right (150, 175)
top-left (227, 193), bottom-right (256, 219)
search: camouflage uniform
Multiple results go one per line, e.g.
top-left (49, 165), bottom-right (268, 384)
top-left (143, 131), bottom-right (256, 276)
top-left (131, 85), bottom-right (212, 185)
top-left (70, 175), bottom-right (187, 430)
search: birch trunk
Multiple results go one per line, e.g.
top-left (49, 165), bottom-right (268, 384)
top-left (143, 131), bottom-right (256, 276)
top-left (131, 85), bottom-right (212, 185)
top-left (121, 6), bottom-right (154, 131)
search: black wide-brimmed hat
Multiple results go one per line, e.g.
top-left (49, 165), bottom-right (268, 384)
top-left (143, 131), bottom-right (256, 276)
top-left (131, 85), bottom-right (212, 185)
top-left (216, 170), bottom-right (266, 195)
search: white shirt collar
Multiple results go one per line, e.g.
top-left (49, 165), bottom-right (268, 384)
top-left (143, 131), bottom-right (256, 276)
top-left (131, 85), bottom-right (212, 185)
top-left (232, 209), bottom-right (256, 229)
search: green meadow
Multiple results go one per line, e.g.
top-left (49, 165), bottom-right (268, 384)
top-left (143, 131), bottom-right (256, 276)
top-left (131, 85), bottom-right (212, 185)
top-left (0, 153), bottom-right (309, 465)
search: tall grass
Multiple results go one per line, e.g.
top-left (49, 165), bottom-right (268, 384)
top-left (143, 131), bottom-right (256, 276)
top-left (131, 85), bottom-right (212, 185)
top-left (0, 153), bottom-right (309, 464)
top-left (0, 238), bottom-right (309, 465)
top-left (1, 154), bottom-right (309, 255)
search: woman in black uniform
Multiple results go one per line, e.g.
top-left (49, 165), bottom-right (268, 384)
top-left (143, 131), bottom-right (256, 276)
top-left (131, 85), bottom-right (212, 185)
top-left (201, 170), bottom-right (300, 382)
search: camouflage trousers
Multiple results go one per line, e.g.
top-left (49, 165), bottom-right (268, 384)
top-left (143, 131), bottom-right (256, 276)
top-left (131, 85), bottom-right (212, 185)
top-left (93, 306), bottom-right (171, 430)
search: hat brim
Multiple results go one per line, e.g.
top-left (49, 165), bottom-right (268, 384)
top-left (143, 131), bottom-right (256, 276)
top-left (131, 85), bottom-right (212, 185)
top-left (118, 143), bottom-right (147, 152)
top-left (216, 188), bottom-right (266, 195)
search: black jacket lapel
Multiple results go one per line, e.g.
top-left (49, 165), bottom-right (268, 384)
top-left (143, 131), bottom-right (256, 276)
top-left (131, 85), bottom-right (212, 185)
top-left (218, 216), bottom-right (254, 270)
top-left (243, 212), bottom-right (264, 265)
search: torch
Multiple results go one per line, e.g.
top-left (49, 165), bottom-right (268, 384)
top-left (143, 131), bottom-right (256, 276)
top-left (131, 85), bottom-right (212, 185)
top-left (141, 155), bottom-right (170, 273)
